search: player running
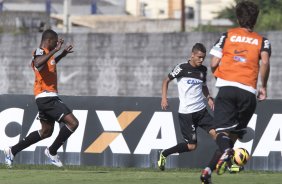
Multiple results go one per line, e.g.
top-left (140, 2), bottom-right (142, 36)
top-left (4, 29), bottom-right (79, 168)
top-left (158, 43), bottom-right (215, 171)
top-left (200, 1), bottom-right (271, 183)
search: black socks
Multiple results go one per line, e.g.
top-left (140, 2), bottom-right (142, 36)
top-left (216, 133), bottom-right (234, 152)
top-left (208, 149), bottom-right (223, 171)
top-left (162, 142), bottom-right (189, 157)
top-left (11, 131), bottom-right (42, 156)
top-left (48, 125), bottom-right (73, 155)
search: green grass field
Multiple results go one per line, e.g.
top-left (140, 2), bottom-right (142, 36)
top-left (0, 165), bottom-right (282, 184)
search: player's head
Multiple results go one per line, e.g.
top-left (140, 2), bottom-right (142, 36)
top-left (192, 42), bottom-right (206, 53)
top-left (41, 29), bottom-right (58, 50)
top-left (236, 1), bottom-right (259, 30)
top-left (190, 43), bottom-right (206, 67)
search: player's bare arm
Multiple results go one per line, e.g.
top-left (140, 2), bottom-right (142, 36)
top-left (257, 51), bottom-right (270, 101)
top-left (161, 77), bottom-right (171, 110)
top-left (210, 56), bottom-right (221, 73)
top-left (55, 43), bottom-right (74, 63)
top-left (33, 50), bottom-right (57, 69)
top-left (33, 38), bottom-right (64, 68)
top-left (202, 85), bottom-right (214, 111)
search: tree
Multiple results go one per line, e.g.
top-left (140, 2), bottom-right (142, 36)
top-left (216, 0), bottom-right (282, 31)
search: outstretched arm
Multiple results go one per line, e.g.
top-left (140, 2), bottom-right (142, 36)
top-left (33, 38), bottom-right (64, 68)
top-left (161, 77), bottom-right (171, 110)
top-left (55, 43), bottom-right (74, 64)
top-left (257, 51), bottom-right (270, 101)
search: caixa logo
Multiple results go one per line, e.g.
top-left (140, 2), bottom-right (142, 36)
top-left (0, 108), bottom-right (177, 155)
top-left (234, 114), bottom-right (282, 157)
top-left (1, 108), bottom-right (282, 157)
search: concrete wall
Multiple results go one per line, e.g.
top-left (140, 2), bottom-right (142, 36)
top-left (0, 31), bottom-right (281, 99)
top-left (0, 12), bottom-right (49, 33)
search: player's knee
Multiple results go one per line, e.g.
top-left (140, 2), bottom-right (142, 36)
top-left (208, 129), bottom-right (217, 140)
top-left (67, 120), bottom-right (79, 132)
top-left (40, 127), bottom-right (54, 139)
top-left (73, 120), bottom-right (79, 130)
top-left (188, 143), bottom-right (197, 150)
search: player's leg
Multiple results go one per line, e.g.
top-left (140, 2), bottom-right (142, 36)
top-left (201, 149), bottom-right (222, 184)
top-left (158, 112), bottom-right (197, 170)
top-left (45, 113), bottom-right (78, 167)
top-left (4, 118), bottom-right (54, 168)
top-left (215, 87), bottom-right (256, 174)
top-left (158, 113), bottom-right (197, 170)
top-left (39, 96), bottom-right (78, 167)
top-left (236, 89), bottom-right (257, 133)
top-left (225, 89), bottom-right (257, 173)
top-left (225, 133), bottom-right (245, 173)
top-left (199, 87), bottom-right (237, 181)
top-left (215, 133), bottom-right (235, 174)
top-left (158, 142), bottom-right (190, 171)
top-left (197, 108), bottom-right (218, 183)
top-left (211, 87), bottom-right (238, 174)
top-left (48, 113), bottom-right (79, 156)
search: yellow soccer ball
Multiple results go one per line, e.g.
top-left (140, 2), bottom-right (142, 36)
top-left (232, 148), bottom-right (250, 166)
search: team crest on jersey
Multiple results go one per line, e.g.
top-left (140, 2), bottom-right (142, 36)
top-left (199, 72), bottom-right (204, 79)
top-left (50, 60), bottom-right (56, 65)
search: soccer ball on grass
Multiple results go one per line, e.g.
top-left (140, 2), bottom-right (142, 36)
top-left (232, 147), bottom-right (250, 166)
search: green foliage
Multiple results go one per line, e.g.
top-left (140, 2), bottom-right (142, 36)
top-left (215, 1), bottom-right (238, 26)
top-left (215, 0), bottom-right (282, 31)
top-left (256, 9), bottom-right (282, 30)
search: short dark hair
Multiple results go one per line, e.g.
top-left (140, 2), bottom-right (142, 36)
top-left (192, 43), bottom-right (206, 53)
top-left (236, 1), bottom-right (259, 30)
top-left (41, 29), bottom-right (58, 41)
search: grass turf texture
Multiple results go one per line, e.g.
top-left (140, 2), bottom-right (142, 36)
top-left (0, 165), bottom-right (282, 184)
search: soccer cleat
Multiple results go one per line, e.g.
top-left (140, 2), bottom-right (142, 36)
top-left (216, 160), bottom-right (228, 175)
top-left (45, 148), bottom-right (63, 167)
top-left (157, 150), bottom-right (166, 171)
top-left (216, 149), bottom-right (234, 175)
top-left (3, 147), bottom-right (14, 168)
top-left (228, 164), bottom-right (244, 174)
top-left (200, 169), bottom-right (212, 184)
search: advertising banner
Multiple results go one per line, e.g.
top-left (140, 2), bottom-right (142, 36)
top-left (0, 95), bottom-right (281, 171)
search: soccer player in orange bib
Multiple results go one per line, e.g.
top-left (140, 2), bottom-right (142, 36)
top-left (200, 1), bottom-right (271, 184)
top-left (4, 29), bottom-right (79, 168)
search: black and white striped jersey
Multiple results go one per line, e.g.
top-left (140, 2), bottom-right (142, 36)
top-left (168, 61), bottom-right (207, 114)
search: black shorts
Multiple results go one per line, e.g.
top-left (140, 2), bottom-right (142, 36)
top-left (213, 86), bottom-right (257, 133)
top-left (36, 96), bottom-right (71, 123)
top-left (178, 108), bottom-right (214, 144)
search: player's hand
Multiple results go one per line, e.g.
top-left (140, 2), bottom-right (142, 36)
top-left (257, 87), bottom-right (267, 101)
top-left (61, 44), bottom-right (74, 57)
top-left (207, 97), bottom-right (214, 111)
top-left (55, 38), bottom-right (64, 51)
top-left (161, 98), bottom-right (169, 110)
